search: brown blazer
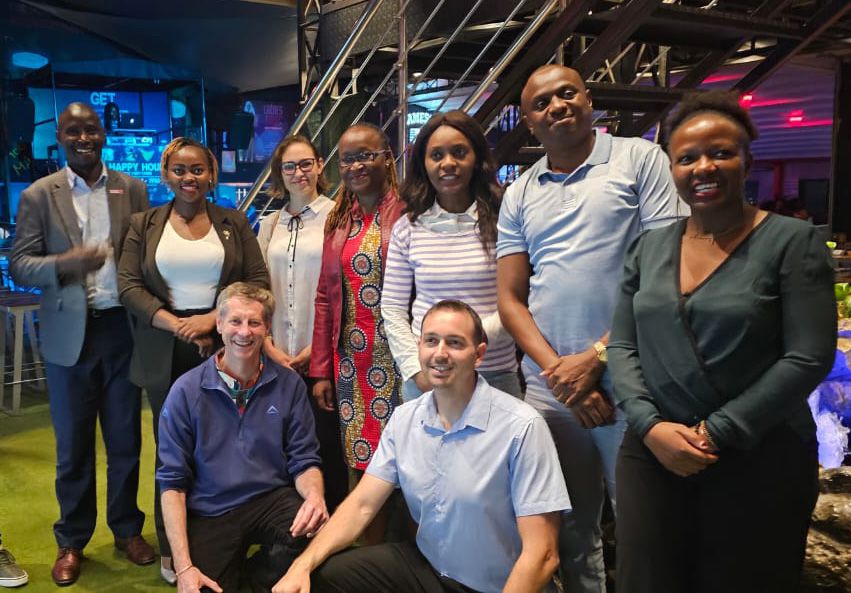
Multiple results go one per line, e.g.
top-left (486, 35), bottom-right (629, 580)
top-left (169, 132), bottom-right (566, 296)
top-left (118, 201), bottom-right (269, 392)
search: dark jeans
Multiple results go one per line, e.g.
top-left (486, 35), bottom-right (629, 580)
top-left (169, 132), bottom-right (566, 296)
top-left (313, 541), bottom-right (479, 593)
top-left (615, 425), bottom-right (819, 593)
top-left (45, 308), bottom-right (144, 549)
top-left (149, 336), bottom-right (206, 557)
top-left (187, 487), bottom-right (308, 593)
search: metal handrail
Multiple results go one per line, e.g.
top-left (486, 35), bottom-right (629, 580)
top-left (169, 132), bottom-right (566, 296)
top-left (384, 0), bottom-right (561, 154)
top-left (460, 0), bottom-right (560, 112)
top-left (245, 0), bottom-right (564, 215)
top-left (432, 0), bottom-right (532, 114)
top-left (238, 0), bottom-right (388, 213)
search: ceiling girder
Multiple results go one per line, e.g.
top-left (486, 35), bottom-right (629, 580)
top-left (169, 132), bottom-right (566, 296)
top-left (733, 0), bottom-right (851, 92)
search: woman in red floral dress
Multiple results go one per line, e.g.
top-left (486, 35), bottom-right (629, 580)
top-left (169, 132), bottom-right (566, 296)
top-left (310, 123), bottom-right (405, 543)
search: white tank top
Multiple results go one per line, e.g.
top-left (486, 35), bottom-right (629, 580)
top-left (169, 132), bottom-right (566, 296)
top-left (155, 220), bottom-right (225, 310)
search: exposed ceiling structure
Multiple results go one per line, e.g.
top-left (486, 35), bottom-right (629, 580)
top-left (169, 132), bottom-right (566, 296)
top-left (3, 0), bottom-right (300, 92)
top-left (2, 0), bottom-right (850, 163)
top-left (317, 0), bottom-right (851, 163)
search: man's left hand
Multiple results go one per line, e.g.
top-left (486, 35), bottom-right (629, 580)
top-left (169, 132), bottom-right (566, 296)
top-left (290, 495), bottom-right (328, 538)
top-left (569, 389), bottom-right (616, 429)
top-left (541, 348), bottom-right (604, 404)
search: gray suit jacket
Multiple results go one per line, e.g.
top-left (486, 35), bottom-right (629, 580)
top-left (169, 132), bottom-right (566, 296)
top-left (117, 201), bottom-right (269, 392)
top-left (10, 168), bottom-right (149, 366)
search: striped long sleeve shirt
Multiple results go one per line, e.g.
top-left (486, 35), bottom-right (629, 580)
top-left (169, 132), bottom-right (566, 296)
top-left (382, 203), bottom-right (517, 381)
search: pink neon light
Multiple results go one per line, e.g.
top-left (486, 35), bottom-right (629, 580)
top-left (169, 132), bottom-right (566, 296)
top-left (748, 98), bottom-right (800, 108)
top-left (787, 109), bottom-right (804, 124)
top-left (701, 73), bottom-right (742, 84)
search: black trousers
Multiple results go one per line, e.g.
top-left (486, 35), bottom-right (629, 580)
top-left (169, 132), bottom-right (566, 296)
top-left (188, 487), bottom-right (308, 593)
top-left (615, 425), bottom-right (818, 593)
top-left (313, 541), bottom-right (479, 593)
top-left (303, 377), bottom-right (348, 514)
top-left (45, 309), bottom-right (144, 549)
top-left (149, 336), bottom-right (206, 557)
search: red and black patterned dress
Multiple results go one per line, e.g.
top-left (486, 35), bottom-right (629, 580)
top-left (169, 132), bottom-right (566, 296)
top-left (334, 207), bottom-right (402, 470)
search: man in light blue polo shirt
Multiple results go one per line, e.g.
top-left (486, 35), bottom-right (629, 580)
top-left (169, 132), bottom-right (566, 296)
top-left (274, 299), bottom-right (570, 593)
top-left (497, 64), bottom-right (683, 593)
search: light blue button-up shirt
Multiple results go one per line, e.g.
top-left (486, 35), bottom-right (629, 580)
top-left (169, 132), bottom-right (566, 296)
top-left (497, 131), bottom-right (684, 374)
top-left (66, 163), bottom-right (121, 309)
top-left (367, 375), bottom-right (571, 593)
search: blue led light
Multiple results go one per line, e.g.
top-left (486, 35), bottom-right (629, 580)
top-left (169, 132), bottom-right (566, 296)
top-left (170, 99), bottom-right (187, 119)
top-left (11, 51), bottom-right (49, 69)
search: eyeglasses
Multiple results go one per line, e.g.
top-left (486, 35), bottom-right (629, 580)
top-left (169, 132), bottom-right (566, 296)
top-left (281, 158), bottom-right (317, 174)
top-left (339, 150), bottom-right (389, 168)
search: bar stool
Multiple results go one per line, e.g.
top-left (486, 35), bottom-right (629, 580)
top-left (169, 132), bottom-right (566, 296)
top-left (0, 291), bottom-right (45, 414)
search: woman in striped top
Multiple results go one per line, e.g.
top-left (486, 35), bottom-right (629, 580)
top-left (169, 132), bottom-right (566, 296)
top-left (383, 110), bottom-right (520, 399)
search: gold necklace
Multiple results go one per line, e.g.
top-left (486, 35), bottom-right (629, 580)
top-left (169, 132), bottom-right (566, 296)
top-left (686, 217), bottom-right (748, 244)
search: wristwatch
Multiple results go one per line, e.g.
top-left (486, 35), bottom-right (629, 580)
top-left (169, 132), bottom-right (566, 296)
top-left (592, 341), bottom-right (607, 364)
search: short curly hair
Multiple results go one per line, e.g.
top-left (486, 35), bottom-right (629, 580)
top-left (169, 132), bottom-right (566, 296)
top-left (664, 90), bottom-right (759, 145)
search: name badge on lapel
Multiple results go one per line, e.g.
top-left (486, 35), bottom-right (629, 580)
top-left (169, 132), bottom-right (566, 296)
top-left (108, 189), bottom-right (124, 195)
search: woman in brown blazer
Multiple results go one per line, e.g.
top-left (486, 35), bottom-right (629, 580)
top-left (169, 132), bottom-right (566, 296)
top-left (117, 137), bottom-right (268, 582)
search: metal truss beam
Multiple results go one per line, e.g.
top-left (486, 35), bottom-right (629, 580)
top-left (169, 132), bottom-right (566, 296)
top-left (472, 0), bottom-right (596, 128)
top-left (627, 0), bottom-right (794, 137)
top-left (733, 0), bottom-right (851, 92)
top-left (491, 0), bottom-right (662, 165)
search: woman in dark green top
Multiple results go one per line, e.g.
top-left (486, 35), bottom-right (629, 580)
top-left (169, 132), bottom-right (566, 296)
top-left (608, 91), bottom-right (836, 593)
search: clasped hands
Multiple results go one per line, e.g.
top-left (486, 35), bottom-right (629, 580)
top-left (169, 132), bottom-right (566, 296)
top-left (643, 422), bottom-right (719, 477)
top-left (541, 349), bottom-right (614, 429)
top-left (173, 314), bottom-right (216, 358)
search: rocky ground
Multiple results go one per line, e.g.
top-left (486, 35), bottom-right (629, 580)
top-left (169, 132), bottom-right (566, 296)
top-left (801, 467), bottom-right (851, 592)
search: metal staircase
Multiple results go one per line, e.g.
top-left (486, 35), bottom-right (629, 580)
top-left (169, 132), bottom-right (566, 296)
top-left (238, 0), bottom-right (851, 215)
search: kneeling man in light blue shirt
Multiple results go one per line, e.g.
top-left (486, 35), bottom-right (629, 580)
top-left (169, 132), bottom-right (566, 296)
top-left (275, 299), bottom-right (571, 593)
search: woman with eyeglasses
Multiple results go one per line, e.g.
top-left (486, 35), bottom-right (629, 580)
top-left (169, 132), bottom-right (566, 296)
top-left (310, 122), bottom-right (405, 544)
top-left (383, 110), bottom-right (520, 401)
top-left (257, 134), bottom-right (347, 513)
top-left (118, 137), bottom-right (269, 584)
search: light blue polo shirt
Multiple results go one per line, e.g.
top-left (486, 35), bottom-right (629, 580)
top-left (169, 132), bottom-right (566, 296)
top-left (366, 375), bottom-right (571, 593)
top-left (497, 130), bottom-right (684, 374)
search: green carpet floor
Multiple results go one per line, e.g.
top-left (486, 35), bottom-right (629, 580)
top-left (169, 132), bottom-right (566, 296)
top-left (0, 387), bottom-right (166, 592)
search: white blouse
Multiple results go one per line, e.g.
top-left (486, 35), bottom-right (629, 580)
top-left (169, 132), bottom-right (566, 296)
top-left (155, 220), bottom-right (225, 310)
top-left (257, 195), bottom-right (334, 356)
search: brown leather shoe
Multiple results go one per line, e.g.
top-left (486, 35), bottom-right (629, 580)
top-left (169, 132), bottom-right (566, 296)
top-left (52, 547), bottom-right (83, 586)
top-left (114, 534), bottom-right (156, 566)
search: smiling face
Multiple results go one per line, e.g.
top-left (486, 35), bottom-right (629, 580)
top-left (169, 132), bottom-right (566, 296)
top-left (337, 126), bottom-right (391, 200)
top-left (280, 141), bottom-right (323, 201)
top-left (668, 112), bottom-right (752, 214)
top-left (424, 125), bottom-right (476, 210)
top-left (418, 308), bottom-right (486, 393)
top-left (217, 297), bottom-right (270, 365)
top-left (163, 146), bottom-right (213, 205)
top-left (521, 66), bottom-right (593, 151)
top-left (57, 104), bottom-right (105, 175)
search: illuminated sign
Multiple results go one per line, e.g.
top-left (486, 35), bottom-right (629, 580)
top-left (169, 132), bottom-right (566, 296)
top-left (406, 111), bottom-right (431, 127)
top-left (406, 105), bottom-right (433, 144)
top-left (90, 91), bottom-right (118, 106)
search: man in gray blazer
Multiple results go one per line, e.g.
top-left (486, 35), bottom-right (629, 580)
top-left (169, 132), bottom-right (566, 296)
top-left (10, 102), bottom-right (155, 585)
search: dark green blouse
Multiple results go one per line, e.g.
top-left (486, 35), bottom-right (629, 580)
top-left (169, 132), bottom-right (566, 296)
top-left (608, 214), bottom-right (836, 450)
